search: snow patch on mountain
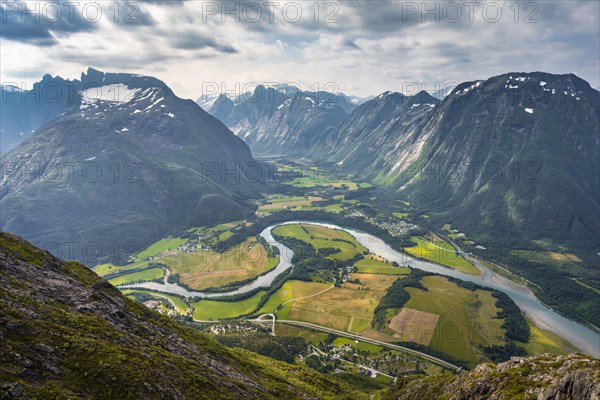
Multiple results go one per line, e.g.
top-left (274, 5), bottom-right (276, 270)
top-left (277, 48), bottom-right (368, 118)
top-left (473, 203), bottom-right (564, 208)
top-left (80, 84), bottom-right (141, 105)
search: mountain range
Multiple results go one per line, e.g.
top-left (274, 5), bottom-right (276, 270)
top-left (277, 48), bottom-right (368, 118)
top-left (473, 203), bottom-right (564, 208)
top-left (336, 73), bottom-right (599, 252)
top-left (199, 85), bottom-right (357, 157)
top-left (0, 68), bottom-right (263, 265)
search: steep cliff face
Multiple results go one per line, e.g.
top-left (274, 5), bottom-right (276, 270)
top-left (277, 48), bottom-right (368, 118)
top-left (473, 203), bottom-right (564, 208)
top-left (380, 354), bottom-right (600, 400)
top-left (326, 90), bottom-right (440, 172)
top-left (0, 232), bottom-right (372, 400)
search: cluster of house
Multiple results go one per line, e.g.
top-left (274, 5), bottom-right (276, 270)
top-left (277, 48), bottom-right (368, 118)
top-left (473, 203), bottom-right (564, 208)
top-left (175, 241), bottom-right (211, 253)
top-left (349, 210), bottom-right (367, 219)
top-left (207, 323), bottom-right (259, 335)
top-left (324, 342), bottom-right (382, 378)
top-left (381, 220), bottom-right (419, 236)
top-left (143, 300), bottom-right (161, 309)
top-left (340, 265), bottom-right (359, 283)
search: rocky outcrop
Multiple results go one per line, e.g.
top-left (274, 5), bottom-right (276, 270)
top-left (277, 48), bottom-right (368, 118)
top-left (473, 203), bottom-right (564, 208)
top-left (381, 353), bottom-right (600, 400)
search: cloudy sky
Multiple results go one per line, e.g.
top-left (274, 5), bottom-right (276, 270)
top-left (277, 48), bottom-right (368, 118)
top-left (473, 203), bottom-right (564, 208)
top-left (1, 0), bottom-right (599, 99)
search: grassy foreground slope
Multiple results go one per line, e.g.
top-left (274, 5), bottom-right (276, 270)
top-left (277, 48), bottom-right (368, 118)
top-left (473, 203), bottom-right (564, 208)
top-left (0, 232), bottom-right (377, 400)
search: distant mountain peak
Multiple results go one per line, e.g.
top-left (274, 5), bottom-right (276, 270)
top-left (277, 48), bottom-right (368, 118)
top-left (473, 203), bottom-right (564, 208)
top-left (201, 84), bottom-right (356, 155)
top-left (216, 93), bottom-right (233, 103)
top-left (81, 66), bottom-right (104, 82)
top-left (407, 90), bottom-right (439, 106)
top-left (374, 91), bottom-right (404, 102)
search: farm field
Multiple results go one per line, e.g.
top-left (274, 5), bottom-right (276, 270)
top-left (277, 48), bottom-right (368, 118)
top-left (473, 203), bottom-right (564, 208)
top-left (93, 261), bottom-right (151, 277)
top-left (191, 290), bottom-right (267, 320)
top-left (402, 275), bottom-right (505, 364)
top-left (388, 308), bottom-right (440, 345)
top-left (257, 280), bottom-right (332, 318)
top-left (404, 234), bottom-right (479, 275)
top-left (161, 238), bottom-right (279, 290)
top-left (137, 237), bottom-right (188, 259)
top-left (303, 203), bottom-right (344, 212)
top-left (272, 223), bottom-right (368, 261)
top-left (201, 220), bottom-right (247, 245)
top-left (285, 273), bottom-right (397, 332)
top-left (349, 317), bottom-right (372, 333)
top-left (108, 267), bottom-right (165, 286)
top-left (258, 195), bottom-right (323, 212)
top-left (512, 250), bottom-right (582, 264)
top-left (331, 337), bottom-right (382, 354)
top-left (284, 174), bottom-right (359, 190)
top-left (392, 212), bottom-right (409, 219)
top-left (217, 231), bottom-right (233, 241)
top-left (355, 255), bottom-right (410, 275)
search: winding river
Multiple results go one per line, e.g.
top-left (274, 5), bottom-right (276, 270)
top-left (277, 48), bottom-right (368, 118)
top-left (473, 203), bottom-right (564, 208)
top-left (122, 220), bottom-right (600, 357)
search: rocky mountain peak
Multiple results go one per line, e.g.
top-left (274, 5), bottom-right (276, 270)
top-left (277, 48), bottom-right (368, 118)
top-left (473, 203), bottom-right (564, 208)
top-left (79, 68), bottom-right (174, 98)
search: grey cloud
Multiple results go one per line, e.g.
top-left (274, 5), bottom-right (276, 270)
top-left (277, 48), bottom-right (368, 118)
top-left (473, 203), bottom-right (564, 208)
top-left (0, 2), bottom-right (97, 45)
top-left (343, 38), bottom-right (359, 49)
top-left (115, 3), bottom-right (157, 27)
top-left (169, 31), bottom-right (237, 53)
top-left (140, 0), bottom-right (186, 6)
top-left (57, 50), bottom-right (181, 69)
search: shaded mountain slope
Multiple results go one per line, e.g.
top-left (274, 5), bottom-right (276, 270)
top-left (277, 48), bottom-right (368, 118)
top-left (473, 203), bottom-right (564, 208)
top-left (0, 68), bottom-right (264, 264)
top-left (327, 72), bottom-right (599, 257)
top-left (0, 77), bottom-right (74, 154)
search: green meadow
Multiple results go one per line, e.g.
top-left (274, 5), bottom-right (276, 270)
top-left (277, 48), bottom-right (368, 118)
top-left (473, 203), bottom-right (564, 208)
top-left (404, 234), bottom-right (479, 275)
top-left (108, 267), bottom-right (165, 286)
top-left (272, 223), bottom-right (368, 261)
